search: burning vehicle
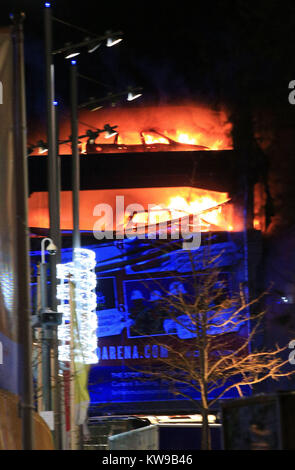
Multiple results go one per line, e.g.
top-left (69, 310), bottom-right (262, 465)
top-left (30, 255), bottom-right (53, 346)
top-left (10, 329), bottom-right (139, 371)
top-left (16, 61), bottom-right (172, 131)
top-left (85, 128), bottom-right (210, 154)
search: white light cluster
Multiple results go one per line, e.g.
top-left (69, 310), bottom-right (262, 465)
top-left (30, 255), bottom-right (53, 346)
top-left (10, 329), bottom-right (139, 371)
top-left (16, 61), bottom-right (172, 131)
top-left (57, 248), bottom-right (98, 364)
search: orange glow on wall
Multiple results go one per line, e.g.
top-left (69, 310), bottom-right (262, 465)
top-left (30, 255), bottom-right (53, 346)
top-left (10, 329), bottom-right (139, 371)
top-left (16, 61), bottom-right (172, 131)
top-left (28, 186), bottom-right (242, 233)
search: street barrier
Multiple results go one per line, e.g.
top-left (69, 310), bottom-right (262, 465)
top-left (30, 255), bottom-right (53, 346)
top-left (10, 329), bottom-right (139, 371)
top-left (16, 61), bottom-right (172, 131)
top-left (108, 424), bottom-right (159, 450)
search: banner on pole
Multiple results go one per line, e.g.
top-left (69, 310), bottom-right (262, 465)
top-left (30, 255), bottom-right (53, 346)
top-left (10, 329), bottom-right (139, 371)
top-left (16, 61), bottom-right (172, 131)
top-left (0, 27), bottom-right (20, 396)
top-left (69, 281), bottom-right (90, 427)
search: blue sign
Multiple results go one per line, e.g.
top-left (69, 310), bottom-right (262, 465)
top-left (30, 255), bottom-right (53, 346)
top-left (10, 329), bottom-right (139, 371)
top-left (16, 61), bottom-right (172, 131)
top-left (87, 234), bottom-right (250, 410)
top-left (30, 231), bottom-right (250, 411)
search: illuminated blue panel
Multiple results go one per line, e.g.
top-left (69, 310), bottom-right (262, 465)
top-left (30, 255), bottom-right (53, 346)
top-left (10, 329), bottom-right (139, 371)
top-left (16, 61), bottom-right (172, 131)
top-left (88, 365), bottom-right (250, 405)
top-left (30, 231), bottom-right (251, 411)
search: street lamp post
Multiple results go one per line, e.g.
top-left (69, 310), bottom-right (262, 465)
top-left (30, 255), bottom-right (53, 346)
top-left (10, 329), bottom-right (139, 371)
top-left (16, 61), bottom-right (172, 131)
top-left (44, 3), bottom-right (63, 448)
top-left (11, 11), bottom-right (34, 451)
top-left (44, 5), bottom-right (59, 252)
top-left (70, 60), bottom-right (81, 252)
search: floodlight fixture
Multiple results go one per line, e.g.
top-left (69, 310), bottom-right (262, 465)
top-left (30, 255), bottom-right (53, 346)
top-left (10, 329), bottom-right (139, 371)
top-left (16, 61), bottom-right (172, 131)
top-left (127, 90), bottom-right (143, 101)
top-left (37, 140), bottom-right (48, 154)
top-left (106, 30), bottom-right (123, 47)
top-left (65, 50), bottom-right (80, 59)
top-left (103, 123), bottom-right (118, 139)
top-left (88, 42), bottom-right (101, 53)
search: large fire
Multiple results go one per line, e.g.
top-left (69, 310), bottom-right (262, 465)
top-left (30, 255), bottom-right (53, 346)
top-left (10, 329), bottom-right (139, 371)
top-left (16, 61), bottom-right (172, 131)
top-left (29, 187), bottom-right (242, 233)
top-left (28, 105), bottom-right (238, 233)
top-left (28, 104), bottom-right (232, 155)
top-left (130, 190), bottom-right (234, 233)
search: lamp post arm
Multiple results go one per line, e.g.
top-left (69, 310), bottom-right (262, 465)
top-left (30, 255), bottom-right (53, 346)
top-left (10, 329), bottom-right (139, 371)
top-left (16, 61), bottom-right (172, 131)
top-left (41, 237), bottom-right (53, 264)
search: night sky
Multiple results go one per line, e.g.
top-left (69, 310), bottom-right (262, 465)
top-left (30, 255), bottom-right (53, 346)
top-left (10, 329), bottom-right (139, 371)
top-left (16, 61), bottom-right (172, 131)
top-left (1, 0), bottom-right (295, 232)
top-left (0, 1), bottom-right (294, 120)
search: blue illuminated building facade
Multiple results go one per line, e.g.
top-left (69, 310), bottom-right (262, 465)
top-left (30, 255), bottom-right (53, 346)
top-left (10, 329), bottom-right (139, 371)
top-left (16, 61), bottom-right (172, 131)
top-left (88, 231), bottom-right (253, 414)
top-left (28, 148), bottom-right (264, 415)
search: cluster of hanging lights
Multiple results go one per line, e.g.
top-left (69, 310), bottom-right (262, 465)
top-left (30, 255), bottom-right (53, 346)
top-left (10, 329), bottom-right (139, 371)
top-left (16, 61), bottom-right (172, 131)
top-left (57, 248), bottom-right (98, 364)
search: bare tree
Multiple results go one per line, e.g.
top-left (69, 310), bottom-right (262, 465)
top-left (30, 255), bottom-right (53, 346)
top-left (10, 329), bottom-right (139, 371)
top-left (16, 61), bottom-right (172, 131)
top-left (131, 251), bottom-right (294, 450)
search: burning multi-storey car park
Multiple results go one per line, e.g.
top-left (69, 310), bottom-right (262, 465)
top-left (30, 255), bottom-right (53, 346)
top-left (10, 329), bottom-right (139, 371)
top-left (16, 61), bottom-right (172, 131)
top-left (28, 104), bottom-right (265, 422)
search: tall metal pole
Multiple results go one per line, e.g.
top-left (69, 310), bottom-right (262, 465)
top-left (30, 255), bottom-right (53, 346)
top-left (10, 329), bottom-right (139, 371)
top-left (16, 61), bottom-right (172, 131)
top-left (44, 5), bottom-right (58, 244)
top-left (53, 100), bottom-right (64, 448)
top-left (71, 60), bottom-right (81, 251)
top-left (70, 59), bottom-right (83, 449)
top-left (11, 12), bottom-right (34, 450)
top-left (44, 3), bottom-right (62, 449)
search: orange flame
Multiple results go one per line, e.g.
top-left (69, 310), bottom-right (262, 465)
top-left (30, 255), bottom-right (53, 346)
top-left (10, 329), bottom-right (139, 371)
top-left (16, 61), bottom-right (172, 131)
top-left (28, 104), bottom-right (232, 155)
top-left (127, 188), bottom-right (239, 232)
top-left (29, 187), bottom-right (242, 232)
